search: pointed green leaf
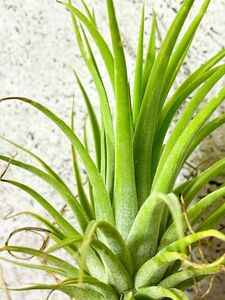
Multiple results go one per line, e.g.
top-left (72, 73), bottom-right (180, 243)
top-left (65, 2), bottom-right (115, 87)
top-left (133, 6), bottom-right (145, 127)
top-left (107, 0), bottom-right (137, 239)
top-left (74, 72), bottom-right (101, 170)
top-left (153, 82), bottom-right (225, 193)
top-left (0, 98), bottom-right (114, 225)
top-left (142, 12), bottom-right (156, 96)
top-left (127, 193), bottom-right (183, 269)
top-left (135, 286), bottom-right (183, 300)
top-left (160, 0), bottom-right (211, 103)
top-left (0, 155), bottom-right (89, 231)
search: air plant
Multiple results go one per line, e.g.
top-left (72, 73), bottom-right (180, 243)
top-left (1, 0), bottom-right (225, 299)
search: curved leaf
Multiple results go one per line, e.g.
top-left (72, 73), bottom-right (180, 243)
top-left (160, 0), bottom-right (211, 103)
top-left (81, 220), bottom-right (134, 275)
top-left (0, 246), bottom-right (78, 277)
top-left (135, 286), bottom-right (183, 300)
top-left (71, 97), bottom-right (95, 220)
top-left (186, 113), bottom-right (225, 159)
top-left (0, 256), bottom-right (70, 278)
top-left (46, 234), bottom-right (132, 294)
top-left (153, 65), bottom-right (225, 190)
top-left (127, 193), bottom-right (183, 269)
top-left (71, 16), bottom-right (115, 198)
top-left (0, 97), bottom-right (114, 225)
top-left (73, 72), bottom-right (101, 171)
top-left (65, 2), bottom-right (115, 87)
top-left (0, 135), bottom-right (64, 185)
top-left (0, 179), bottom-right (79, 237)
top-left (135, 252), bottom-right (187, 289)
top-left (0, 155), bottom-right (89, 231)
top-left (183, 157), bottom-right (225, 206)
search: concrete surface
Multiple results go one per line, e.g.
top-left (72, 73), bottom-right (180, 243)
top-left (0, 0), bottom-right (225, 299)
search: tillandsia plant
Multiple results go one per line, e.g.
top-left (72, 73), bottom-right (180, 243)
top-left (1, 0), bottom-right (225, 299)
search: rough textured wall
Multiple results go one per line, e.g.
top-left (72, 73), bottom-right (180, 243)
top-left (0, 0), bottom-right (225, 299)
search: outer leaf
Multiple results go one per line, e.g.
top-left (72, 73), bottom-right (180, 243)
top-left (81, 220), bottom-right (134, 275)
top-left (107, 0), bottom-right (137, 239)
top-left (74, 72), bottom-right (101, 170)
top-left (197, 200), bottom-right (225, 231)
top-left (140, 230), bottom-right (225, 290)
top-left (0, 98), bottom-right (114, 225)
top-left (15, 211), bottom-right (82, 260)
top-left (159, 260), bottom-right (225, 289)
top-left (0, 246), bottom-right (78, 277)
top-left (0, 155), bottom-right (89, 231)
top-left (164, 229), bottom-right (225, 253)
top-left (135, 286), bottom-right (183, 300)
top-left (170, 289), bottom-right (190, 300)
top-left (186, 113), bottom-right (225, 159)
top-left (188, 185), bottom-right (225, 226)
top-left (153, 83), bottom-right (225, 193)
top-left (183, 157), bottom-right (225, 206)
top-left (0, 256), bottom-right (71, 278)
top-left (92, 240), bottom-right (133, 294)
top-left (0, 179), bottom-right (79, 237)
top-left (59, 277), bottom-right (118, 300)
top-left (0, 135), bottom-right (64, 185)
top-left (11, 284), bottom-right (106, 300)
top-left (160, 185), bottom-right (225, 248)
top-left (158, 47), bottom-right (225, 147)
top-left (135, 252), bottom-right (187, 289)
top-left (8, 276), bottom-right (119, 300)
top-left (153, 66), bottom-right (220, 168)
top-left (47, 235), bottom-right (133, 294)
top-left (46, 233), bottom-right (107, 282)
top-left (154, 65), bottom-right (225, 187)
top-left (71, 98), bottom-right (95, 220)
top-left (127, 193), bottom-right (183, 269)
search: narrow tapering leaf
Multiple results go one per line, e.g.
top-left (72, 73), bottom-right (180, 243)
top-left (0, 98), bottom-right (114, 225)
top-left (132, 5), bottom-right (145, 127)
top-left (71, 98), bottom-right (95, 220)
top-left (134, 0), bottom-right (195, 204)
top-left (65, 2), bottom-right (115, 87)
top-left (0, 155), bottom-right (89, 231)
top-left (142, 12), bottom-right (156, 96)
top-left (74, 72), bottom-right (101, 170)
top-left (107, 0), bottom-right (137, 239)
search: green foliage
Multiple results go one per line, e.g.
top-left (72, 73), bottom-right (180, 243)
top-left (1, 0), bottom-right (225, 299)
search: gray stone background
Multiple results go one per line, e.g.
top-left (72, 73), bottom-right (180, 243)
top-left (0, 0), bottom-right (225, 299)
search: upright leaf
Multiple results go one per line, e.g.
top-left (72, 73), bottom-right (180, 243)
top-left (134, 0), bottom-right (195, 205)
top-left (107, 0), bottom-right (137, 239)
top-left (132, 6), bottom-right (145, 127)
